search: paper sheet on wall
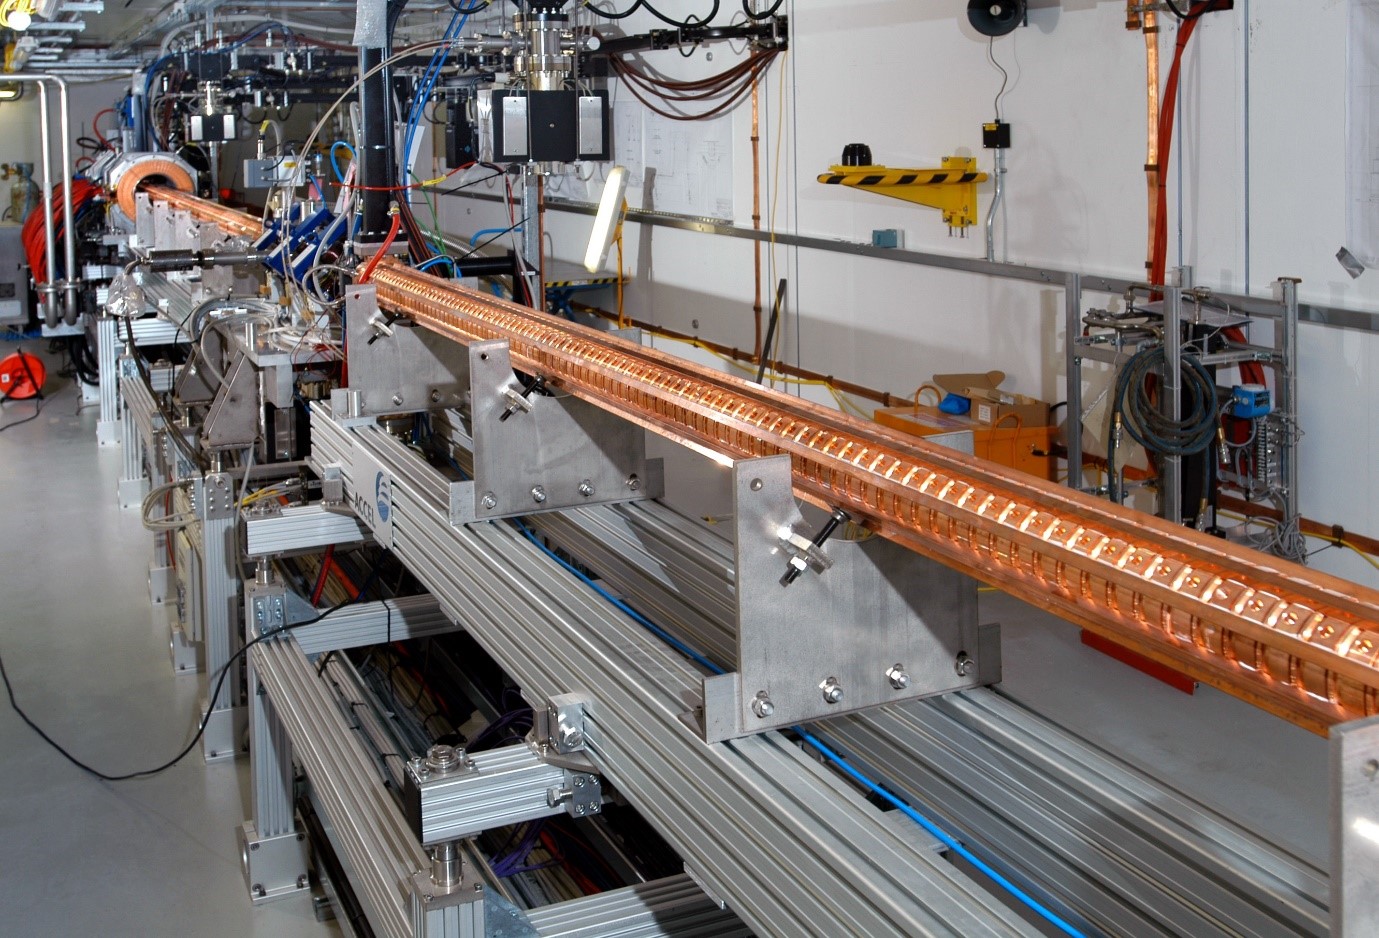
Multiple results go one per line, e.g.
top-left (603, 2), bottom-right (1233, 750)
top-left (1348, 0), bottom-right (1379, 267)
top-left (610, 98), bottom-right (734, 221)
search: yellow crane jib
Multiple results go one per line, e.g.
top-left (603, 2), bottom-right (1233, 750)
top-left (818, 152), bottom-right (988, 231)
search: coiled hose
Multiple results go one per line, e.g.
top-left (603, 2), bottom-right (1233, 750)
top-left (1108, 346), bottom-right (1219, 502)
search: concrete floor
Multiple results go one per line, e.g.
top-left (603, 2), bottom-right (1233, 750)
top-left (0, 355), bottom-right (1327, 935)
top-left (0, 362), bottom-right (335, 937)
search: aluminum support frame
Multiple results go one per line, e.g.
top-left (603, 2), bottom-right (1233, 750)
top-left (198, 471), bottom-right (244, 761)
top-left (1331, 715), bottom-right (1379, 936)
top-left (527, 498), bottom-right (1331, 937)
top-left (309, 402), bottom-right (1035, 937)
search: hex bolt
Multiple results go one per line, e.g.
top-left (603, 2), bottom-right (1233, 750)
top-left (252, 884), bottom-right (265, 898)
top-left (820, 677), bottom-right (844, 705)
top-left (626, 474), bottom-right (641, 491)
top-left (480, 492), bottom-right (498, 510)
top-left (751, 692), bottom-right (775, 718)
top-left (391, 393), bottom-right (404, 406)
top-left (782, 508), bottom-right (851, 586)
top-left (578, 480), bottom-right (594, 497)
top-left (955, 653), bottom-right (975, 677)
top-left (886, 664), bottom-right (911, 690)
top-left (531, 485), bottom-right (547, 504)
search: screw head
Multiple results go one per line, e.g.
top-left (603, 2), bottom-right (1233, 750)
top-left (820, 677), bottom-right (844, 705)
top-left (955, 653), bottom-right (975, 677)
top-left (391, 393), bottom-right (404, 406)
top-left (578, 480), bottom-right (594, 497)
top-left (886, 664), bottom-right (911, 690)
top-left (751, 692), bottom-right (775, 719)
top-left (250, 842), bottom-right (260, 852)
top-left (252, 884), bottom-right (265, 897)
top-left (531, 485), bottom-right (547, 503)
top-left (297, 875), bottom-right (308, 889)
top-left (749, 477), bottom-right (763, 492)
top-left (625, 474), bottom-right (641, 491)
top-left (480, 492), bottom-right (497, 510)
top-left (429, 389), bottom-right (441, 403)
top-left (1365, 759), bottom-right (1379, 779)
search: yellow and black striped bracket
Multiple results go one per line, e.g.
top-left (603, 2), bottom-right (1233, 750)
top-left (817, 169), bottom-right (983, 187)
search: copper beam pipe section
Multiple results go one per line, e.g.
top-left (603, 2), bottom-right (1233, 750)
top-left (1141, 5), bottom-right (1161, 276)
top-left (368, 257), bottom-right (1379, 735)
top-left (143, 185), bottom-right (262, 237)
top-left (146, 189), bottom-right (1379, 735)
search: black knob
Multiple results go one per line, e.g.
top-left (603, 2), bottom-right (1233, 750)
top-left (840, 143), bottom-right (873, 167)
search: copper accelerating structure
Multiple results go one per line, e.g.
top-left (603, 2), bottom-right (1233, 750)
top-left (152, 187), bottom-right (1379, 735)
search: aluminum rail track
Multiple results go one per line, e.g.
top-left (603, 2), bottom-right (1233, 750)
top-left (310, 403), bottom-right (1036, 937)
top-left (142, 186), bottom-right (1379, 734)
top-left (525, 497), bottom-right (1330, 938)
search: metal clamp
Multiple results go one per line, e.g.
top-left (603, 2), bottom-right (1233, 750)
top-left (779, 507), bottom-right (850, 585)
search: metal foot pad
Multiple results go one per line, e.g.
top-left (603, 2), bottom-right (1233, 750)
top-left (97, 419), bottom-right (120, 446)
top-left (118, 476), bottom-right (149, 508)
top-left (202, 704), bottom-right (245, 763)
top-left (169, 621), bottom-right (199, 675)
top-left (238, 821), bottom-right (309, 904)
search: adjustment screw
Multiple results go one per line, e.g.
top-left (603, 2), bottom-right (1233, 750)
top-left (820, 677), bottom-right (844, 705)
top-left (886, 664), bottom-right (911, 690)
top-left (955, 653), bottom-right (975, 677)
top-left (578, 480), bottom-right (594, 498)
top-left (751, 692), bottom-right (775, 719)
top-left (480, 492), bottom-right (497, 510)
top-left (531, 485), bottom-right (547, 504)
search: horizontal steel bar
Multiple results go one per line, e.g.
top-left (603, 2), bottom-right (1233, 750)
top-left (291, 594), bottom-right (454, 656)
top-left (402, 743), bottom-right (587, 845)
top-left (243, 504), bottom-right (371, 557)
top-left (526, 874), bottom-right (749, 938)
top-left (309, 404), bottom-right (1035, 937)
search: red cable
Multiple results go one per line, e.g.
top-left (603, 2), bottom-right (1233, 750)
top-left (310, 545), bottom-right (335, 605)
top-left (357, 211), bottom-right (401, 284)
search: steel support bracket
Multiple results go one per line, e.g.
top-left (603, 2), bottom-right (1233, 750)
top-left (448, 340), bottom-right (663, 524)
top-left (1332, 715), bottom-right (1379, 935)
top-left (335, 284), bottom-right (471, 420)
top-left (203, 350), bottom-right (259, 450)
top-left (699, 455), bottom-right (996, 743)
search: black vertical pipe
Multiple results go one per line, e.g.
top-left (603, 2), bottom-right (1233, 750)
top-left (357, 45), bottom-right (400, 243)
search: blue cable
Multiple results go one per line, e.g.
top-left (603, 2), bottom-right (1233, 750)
top-left (469, 227), bottom-right (520, 245)
top-left (514, 518), bottom-right (1089, 937)
top-left (514, 521), bottom-right (722, 674)
top-left (330, 141), bottom-right (355, 184)
top-left (416, 255), bottom-right (456, 274)
top-left (401, 13), bottom-right (467, 198)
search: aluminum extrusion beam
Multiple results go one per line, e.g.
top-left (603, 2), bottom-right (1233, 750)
top-left (147, 188), bottom-right (1379, 733)
top-left (402, 743), bottom-right (597, 845)
top-left (310, 404), bottom-right (1035, 937)
top-left (525, 874), bottom-right (749, 938)
top-left (243, 504), bottom-right (371, 557)
top-left (252, 635), bottom-right (430, 938)
top-left (289, 594), bottom-right (454, 656)
top-left (529, 498), bottom-right (1330, 938)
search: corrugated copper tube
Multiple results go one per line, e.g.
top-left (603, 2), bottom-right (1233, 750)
top-left (152, 189), bottom-right (1379, 735)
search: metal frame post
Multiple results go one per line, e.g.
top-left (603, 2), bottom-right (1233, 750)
top-left (199, 470), bottom-right (244, 761)
top-left (1064, 272), bottom-right (1084, 490)
top-left (1331, 716), bottom-right (1379, 935)
top-left (239, 568), bottom-right (310, 903)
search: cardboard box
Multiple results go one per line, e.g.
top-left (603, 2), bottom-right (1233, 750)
top-left (931, 370), bottom-right (1050, 428)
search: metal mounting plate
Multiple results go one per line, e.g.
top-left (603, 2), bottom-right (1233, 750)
top-left (1332, 715), bottom-right (1379, 935)
top-left (449, 339), bottom-right (662, 524)
top-left (335, 284), bottom-right (470, 420)
top-left (203, 351), bottom-right (259, 449)
top-left (701, 455), bottom-right (990, 743)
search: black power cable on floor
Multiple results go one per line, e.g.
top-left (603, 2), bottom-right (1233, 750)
top-left (0, 599), bottom-right (355, 782)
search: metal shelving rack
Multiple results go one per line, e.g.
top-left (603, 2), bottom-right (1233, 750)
top-left (1065, 269), bottom-right (1302, 559)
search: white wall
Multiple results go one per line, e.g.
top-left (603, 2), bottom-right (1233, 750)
top-left (435, 1), bottom-right (1379, 586)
